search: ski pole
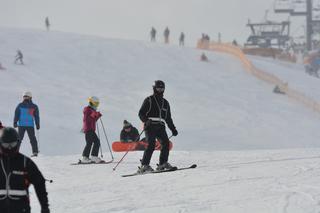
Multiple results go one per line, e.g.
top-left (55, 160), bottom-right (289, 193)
top-left (45, 178), bottom-right (53, 183)
top-left (96, 123), bottom-right (103, 158)
top-left (112, 129), bottom-right (145, 171)
top-left (37, 130), bottom-right (40, 152)
top-left (99, 119), bottom-right (114, 160)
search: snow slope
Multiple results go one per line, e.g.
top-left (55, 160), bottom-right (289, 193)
top-left (30, 149), bottom-right (320, 213)
top-left (1, 28), bottom-right (320, 213)
top-left (1, 28), bottom-right (320, 155)
top-left (249, 55), bottom-right (320, 101)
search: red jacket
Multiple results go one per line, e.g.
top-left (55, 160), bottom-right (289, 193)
top-left (82, 106), bottom-right (102, 133)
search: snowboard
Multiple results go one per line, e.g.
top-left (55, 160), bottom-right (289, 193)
top-left (112, 140), bottom-right (173, 152)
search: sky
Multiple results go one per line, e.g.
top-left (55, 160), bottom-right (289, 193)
top-left (0, 0), bottom-right (308, 46)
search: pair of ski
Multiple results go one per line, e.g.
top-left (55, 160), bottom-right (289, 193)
top-left (122, 164), bottom-right (197, 177)
top-left (70, 159), bottom-right (113, 165)
top-left (71, 160), bottom-right (197, 177)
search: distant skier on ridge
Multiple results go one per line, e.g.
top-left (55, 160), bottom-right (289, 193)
top-left (150, 27), bottom-right (156, 42)
top-left (164, 27), bottom-right (170, 44)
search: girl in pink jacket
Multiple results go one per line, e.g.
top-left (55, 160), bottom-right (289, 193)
top-left (81, 96), bottom-right (103, 163)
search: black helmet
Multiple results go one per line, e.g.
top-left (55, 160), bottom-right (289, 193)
top-left (153, 80), bottom-right (165, 95)
top-left (153, 80), bottom-right (165, 89)
top-left (0, 127), bottom-right (20, 155)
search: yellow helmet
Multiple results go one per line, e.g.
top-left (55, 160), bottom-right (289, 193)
top-left (88, 96), bottom-right (100, 108)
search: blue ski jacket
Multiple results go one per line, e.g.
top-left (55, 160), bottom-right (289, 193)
top-left (14, 100), bottom-right (40, 128)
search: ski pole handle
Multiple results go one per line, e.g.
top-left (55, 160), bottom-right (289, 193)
top-left (45, 179), bottom-right (53, 183)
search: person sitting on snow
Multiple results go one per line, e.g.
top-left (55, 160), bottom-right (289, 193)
top-left (0, 63), bottom-right (6, 70)
top-left (200, 53), bottom-right (208, 62)
top-left (120, 120), bottom-right (140, 143)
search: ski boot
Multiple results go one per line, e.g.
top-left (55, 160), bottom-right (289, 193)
top-left (80, 156), bottom-right (91, 164)
top-left (156, 162), bottom-right (175, 171)
top-left (91, 156), bottom-right (103, 163)
top-left (137, 165), bottom-right (154, 174)
top-left (31, 152), bottom-right (38, 157)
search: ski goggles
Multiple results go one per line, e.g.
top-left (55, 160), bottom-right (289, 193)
top-left (0, 141), bottom-right (18, 149)
top-left (155, 87), bottom-right (165, 92)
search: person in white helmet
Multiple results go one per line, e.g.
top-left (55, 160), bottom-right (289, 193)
top-left (81, 96), bottom-right (103, 163)
top-left (13, 91), bottom-right (40, 157)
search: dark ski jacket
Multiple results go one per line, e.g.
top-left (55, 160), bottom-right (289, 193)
top-left (120, 126), bottom-right (140, 142)
top-left (138, 94), bottom-right (176, 131)
top-left (14, 100), bottom-right (40, 128)
top-left (0, 153), bottom-right (49, 213)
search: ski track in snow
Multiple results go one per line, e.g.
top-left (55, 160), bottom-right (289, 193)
top-left (22, 149), bottom-right (320, 213)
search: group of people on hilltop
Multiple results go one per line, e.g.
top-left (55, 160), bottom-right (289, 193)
top-left (150, 27), bottom-right (185, 46)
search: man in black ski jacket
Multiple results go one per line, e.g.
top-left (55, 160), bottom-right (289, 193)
top-left (0, 127), bottom-right (50, 213)
top-left (138, 80), bottom-right (178, 173)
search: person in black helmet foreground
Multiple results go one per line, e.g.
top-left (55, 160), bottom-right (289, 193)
top-left (138, 80), bottom-right (178, 173)
top-left (0, 127), bottom-right (50, 213)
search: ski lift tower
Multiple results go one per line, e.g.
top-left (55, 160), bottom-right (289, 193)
top-left (274, 0), bottom-right (313, 50)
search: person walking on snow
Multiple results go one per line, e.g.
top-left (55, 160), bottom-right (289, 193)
top-left (14, 50), bottom-right (24, 65)
top-left (14, 91), bottom-right (40, 157)
top-left (81, 96), bottom-right (103, 163)
top-left (120, 120), bottom-right (140, 142)
top-left (137, 80), bottom-right (178, 173)
top-left (179, 32), bottom-right (185, 46)
top-left (164, 27), bottom-right (170, 44)
top-left (45, 17), bottom-right (50, 31)
top-left (150, 27), bottom-right (156, 42)
top-left (0, 127), bottom-right (50, 213)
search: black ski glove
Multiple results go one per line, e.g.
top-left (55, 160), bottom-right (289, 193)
top-left (171, 128), bottom-right (178, 136)
top-left (144, 119), bottom-right (152, 130)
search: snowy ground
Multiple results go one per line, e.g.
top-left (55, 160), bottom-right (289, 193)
top-left (249, 55), bottom-right (320, 101)
top-left (29, 149), bottom-right (320, 213)
top-left (1, 28), bottom-right (320, 212)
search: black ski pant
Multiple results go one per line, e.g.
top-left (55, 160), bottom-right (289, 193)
top-left (141, 124), bottom-right (170, 166)
top-left (18, 126), bottom-right (38, 154)
top-left (82, 130), bottom-right (100, 157)
top-left (0, 201), bottom-right (30, 213)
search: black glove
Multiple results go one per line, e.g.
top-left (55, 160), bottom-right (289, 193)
top-left (144, 119), bottom-right (152, 130)
top-left (13, 122), bottom-right (18, 128)
top-left (36, 125), bottom-right (40, 130)
top-left (171, 128), bottom-right (178, 136)
top-left (41, 208), bottom-right (50, 213)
